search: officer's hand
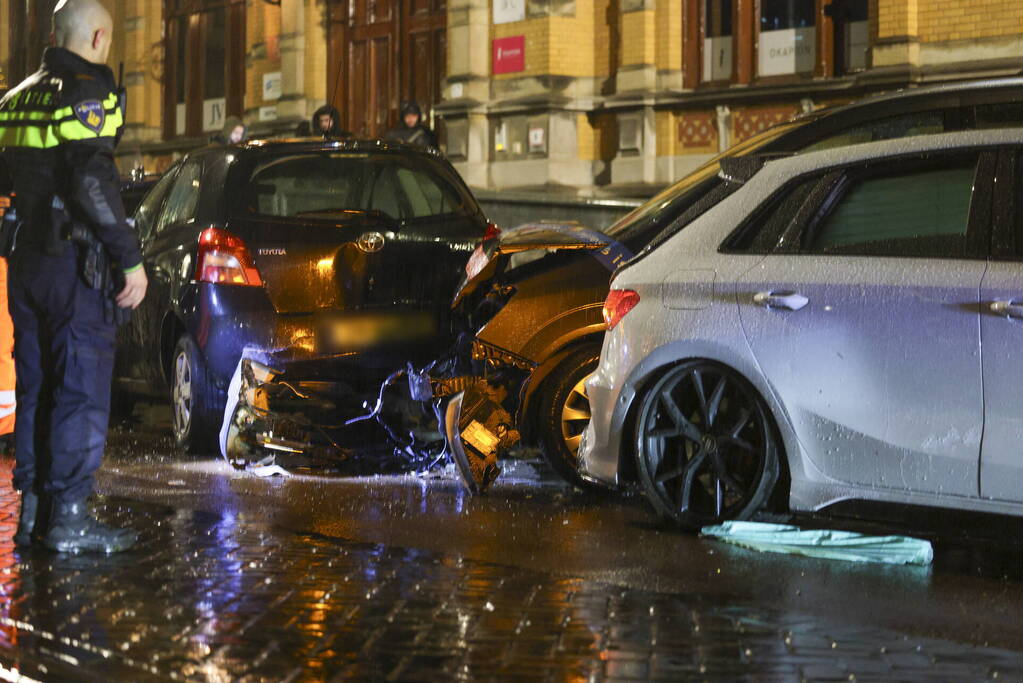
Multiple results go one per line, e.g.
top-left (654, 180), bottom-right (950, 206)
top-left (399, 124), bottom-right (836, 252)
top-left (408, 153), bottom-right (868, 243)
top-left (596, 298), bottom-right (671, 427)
top-left (117, 267), bottom-right (148, 309)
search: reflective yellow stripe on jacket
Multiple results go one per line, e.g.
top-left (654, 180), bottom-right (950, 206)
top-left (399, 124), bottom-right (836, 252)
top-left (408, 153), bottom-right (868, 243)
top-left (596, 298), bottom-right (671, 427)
top-left (0, 93), bottom-right (122, 148)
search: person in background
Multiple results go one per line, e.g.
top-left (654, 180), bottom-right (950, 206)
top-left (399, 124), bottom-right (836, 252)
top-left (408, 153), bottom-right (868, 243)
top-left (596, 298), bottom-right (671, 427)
top-left (214, 116), bottom-right (247, 145)
top-left (384, 101), bottom-right (438, 151)
top-left (311, 105), bottom-right (352, 140)
top-left (293, 121), bottom-right (311, 137)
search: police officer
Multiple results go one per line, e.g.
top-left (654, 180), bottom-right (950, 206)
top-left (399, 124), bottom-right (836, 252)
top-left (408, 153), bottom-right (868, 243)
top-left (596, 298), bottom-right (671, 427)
top-left (0, 0), bottom-right (147, 553)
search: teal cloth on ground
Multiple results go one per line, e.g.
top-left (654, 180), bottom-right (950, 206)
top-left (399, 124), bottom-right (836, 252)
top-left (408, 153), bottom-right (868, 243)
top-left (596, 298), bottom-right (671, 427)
top-left (700, 521), bottom-right (933, 566)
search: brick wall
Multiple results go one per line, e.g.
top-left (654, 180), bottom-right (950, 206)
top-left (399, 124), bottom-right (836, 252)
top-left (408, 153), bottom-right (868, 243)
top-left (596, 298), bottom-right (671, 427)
top-left (919, 0), bottom-right (1023, 43)
top-left (655, 0), bottom-right (682, 71)
top-left (577, 112), bottom-right (617, 160)
top-left (621, 9), bottom-right (656, 66)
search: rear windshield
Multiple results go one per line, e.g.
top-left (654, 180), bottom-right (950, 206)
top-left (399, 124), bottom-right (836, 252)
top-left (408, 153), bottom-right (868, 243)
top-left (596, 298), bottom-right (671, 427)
top-left (240, 153), bottom-right (475, 221)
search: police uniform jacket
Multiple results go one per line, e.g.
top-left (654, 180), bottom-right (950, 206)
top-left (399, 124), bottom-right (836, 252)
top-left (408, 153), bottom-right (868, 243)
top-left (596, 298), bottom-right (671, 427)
top-left (0, 47), bottom-right (142, 271)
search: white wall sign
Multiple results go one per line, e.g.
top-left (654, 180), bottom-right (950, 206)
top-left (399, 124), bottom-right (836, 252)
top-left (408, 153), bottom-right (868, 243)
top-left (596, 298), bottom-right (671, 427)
top-left (702, 36), bottom-right (733, 82)
top-left (175, 102), bottom-right (186, 136)
top-left (203, 97), bottom-right (226, 132)
top-left (528, 126), bottom-right (545, 152)
top-left (493, 0), bottom-right (525, 25)
top-left (259, 105), bottom-right (278, 122)
top-left (758, 27), bottom-right (816, 77)
top-left (262, 71), bottom-right (282, 101)
top-left (844, 21), bottom-right (869, 72)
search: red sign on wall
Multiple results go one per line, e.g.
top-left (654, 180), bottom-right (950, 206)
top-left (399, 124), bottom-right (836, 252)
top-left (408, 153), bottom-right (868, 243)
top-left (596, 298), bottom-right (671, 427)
top-left (493, 35), bottom-right (525, 75)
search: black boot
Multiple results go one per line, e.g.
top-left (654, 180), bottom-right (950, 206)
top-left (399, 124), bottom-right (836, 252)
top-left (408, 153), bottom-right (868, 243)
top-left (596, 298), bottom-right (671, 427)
top-left (13, 490), bottom-right (38, 547)
top-left (43, 498), bottom-right (137, 554)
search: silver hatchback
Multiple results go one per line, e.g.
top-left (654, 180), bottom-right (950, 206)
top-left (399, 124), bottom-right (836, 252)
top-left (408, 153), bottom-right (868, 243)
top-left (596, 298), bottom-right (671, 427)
top-left (579, 129), bottom-right (1023, 529)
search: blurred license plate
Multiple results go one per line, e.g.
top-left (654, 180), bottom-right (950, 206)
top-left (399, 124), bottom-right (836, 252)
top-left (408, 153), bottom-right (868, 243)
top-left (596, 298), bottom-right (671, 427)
top-left (321, 311), bottom-right (437, 351)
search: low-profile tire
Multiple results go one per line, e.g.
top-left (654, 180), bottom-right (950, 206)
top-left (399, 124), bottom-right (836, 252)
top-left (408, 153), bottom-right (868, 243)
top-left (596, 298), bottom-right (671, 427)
top-left (170, 335), bottom-right (222, 454)
top-left (634, 360), bottom-right (779, 530)
top-left (538, 344), bottom-right (602, 490)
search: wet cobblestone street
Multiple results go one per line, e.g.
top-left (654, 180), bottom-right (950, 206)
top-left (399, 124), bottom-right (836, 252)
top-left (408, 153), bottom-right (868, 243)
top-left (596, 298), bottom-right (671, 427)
top-left (0, 449), bottom-right (1017, 681)
top-left (0, 409), bottom-right (1017, 680)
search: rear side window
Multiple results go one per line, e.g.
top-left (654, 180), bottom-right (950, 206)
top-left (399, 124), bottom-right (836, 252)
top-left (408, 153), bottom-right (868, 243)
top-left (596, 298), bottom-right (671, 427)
top-left (722, 174), bottom-right (820, 253)
top-left (802, 111), bottom-right (946, 153)
top-left (975, 102), bottom-right (1023, 129)
top-left (134, 167), bottom-right (178, 243)
top-left (156, 159), bottom-right (203, 233)
top-left (803, 157), bottom-right (981, 257)
top-left (243, 153), bottom-right (469, 221)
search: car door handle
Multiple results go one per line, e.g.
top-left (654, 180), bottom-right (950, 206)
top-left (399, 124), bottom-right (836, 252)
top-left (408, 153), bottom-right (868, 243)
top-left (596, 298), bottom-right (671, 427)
top-left (753, 291), bottom-right (809, 311)
top-left (990, 300), bottom-right (1023, 319)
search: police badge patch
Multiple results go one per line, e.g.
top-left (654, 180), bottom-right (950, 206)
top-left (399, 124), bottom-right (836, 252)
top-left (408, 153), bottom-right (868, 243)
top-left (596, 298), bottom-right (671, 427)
top-left (73, 100), bottom-right (105, 134)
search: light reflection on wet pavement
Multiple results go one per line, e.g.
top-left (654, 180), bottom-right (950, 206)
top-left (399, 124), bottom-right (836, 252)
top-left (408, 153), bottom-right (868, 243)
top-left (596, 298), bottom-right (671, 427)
top-left (0, 408), bottom-right (1018, 679)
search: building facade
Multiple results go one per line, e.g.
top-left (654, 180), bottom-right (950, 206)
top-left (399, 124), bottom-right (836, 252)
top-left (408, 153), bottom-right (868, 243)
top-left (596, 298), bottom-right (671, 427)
top-left (1, 0), bottom-right (1021, 196)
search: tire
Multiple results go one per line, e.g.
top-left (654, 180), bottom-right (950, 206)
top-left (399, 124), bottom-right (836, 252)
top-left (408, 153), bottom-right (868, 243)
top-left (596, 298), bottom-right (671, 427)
top-left (170, 335), bottom-right (222, 454)
top-left (537, 344), bottom-right (602, 489)
top-left (634, 360), bottom-right (780, 530)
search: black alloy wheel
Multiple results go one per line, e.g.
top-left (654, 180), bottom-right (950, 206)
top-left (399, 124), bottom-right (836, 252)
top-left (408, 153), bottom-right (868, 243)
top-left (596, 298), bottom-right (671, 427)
top-left (170, 335), bottom-right (221, 454)
top-left (635, 360), bottom-right (779, 530)
top-left (538, 344), bottom-right (602, 490)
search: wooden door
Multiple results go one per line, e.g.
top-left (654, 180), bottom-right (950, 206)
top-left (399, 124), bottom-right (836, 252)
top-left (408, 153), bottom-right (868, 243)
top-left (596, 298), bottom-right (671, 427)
top-left (402, 0), bottom-right (446, 118)
top-left (328, 0), bottom-right (396, 138)
top-left (327, 0), bottom-right (446, 139)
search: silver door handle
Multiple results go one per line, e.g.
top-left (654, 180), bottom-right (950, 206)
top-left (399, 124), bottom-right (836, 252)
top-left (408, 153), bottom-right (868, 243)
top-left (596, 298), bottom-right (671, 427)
top-left (990, 300), bottom-right (1023, 319)
top-left (753, 291), bottom-right (809, 311)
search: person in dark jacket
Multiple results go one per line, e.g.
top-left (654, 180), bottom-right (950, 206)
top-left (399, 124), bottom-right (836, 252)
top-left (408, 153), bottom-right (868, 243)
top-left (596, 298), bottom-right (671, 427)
top-left (384, 101), bottom-right (438, 150)
top-left (0, 0), bottom-right (146, 553)
top-left (213, 116), bottom-right (247, 144)
top-left (311, 105), bottom-right (352, 140)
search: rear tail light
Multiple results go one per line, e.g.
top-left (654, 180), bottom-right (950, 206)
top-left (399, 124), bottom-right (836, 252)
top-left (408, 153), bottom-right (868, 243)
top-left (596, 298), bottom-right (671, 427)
top-left (603, 289), bottom-right (640, 330)
top-left (483, 222), bottom-right (501, 242)
top-left (195, 227), bottom-right (263, 286)
top-left (464, 222), bottom-right (502, 280)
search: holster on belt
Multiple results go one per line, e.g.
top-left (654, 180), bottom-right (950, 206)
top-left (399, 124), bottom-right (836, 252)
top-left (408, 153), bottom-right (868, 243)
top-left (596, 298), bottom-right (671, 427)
top-left (54, 196), bottom-right (132, 326)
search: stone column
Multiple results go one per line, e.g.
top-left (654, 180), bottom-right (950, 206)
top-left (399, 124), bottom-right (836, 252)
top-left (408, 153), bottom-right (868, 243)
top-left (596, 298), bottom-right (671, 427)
top-left (872, 0), bottom-right (920, 76)
top-left (441, 0), bottom-right (492, 189)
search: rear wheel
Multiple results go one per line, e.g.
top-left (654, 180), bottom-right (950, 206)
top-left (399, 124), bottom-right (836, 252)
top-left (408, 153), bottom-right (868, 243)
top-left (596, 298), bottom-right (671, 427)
top-left (171, 335), bottom-right (221, 454)
top-left (538, 344), bottom-right (602, 489)
top-left (635, 360), bottom-right (779, 530)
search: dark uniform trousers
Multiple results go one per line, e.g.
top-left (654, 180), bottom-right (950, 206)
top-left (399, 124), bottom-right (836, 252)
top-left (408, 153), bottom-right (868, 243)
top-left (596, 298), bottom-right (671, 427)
top-left (9, 242), bottom-right (115, 502)
top-left (0, 47), bottom-right (143, 504)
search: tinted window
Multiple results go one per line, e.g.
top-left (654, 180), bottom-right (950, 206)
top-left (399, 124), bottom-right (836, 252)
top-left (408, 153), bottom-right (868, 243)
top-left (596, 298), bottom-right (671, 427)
top-left (805, 160), bottom-right (979, 257)
top-left (156, 159), bottom-right (203, 233)
top-left (802, 111), bottom-right (946, 153)
top-left (133, 168), bottom-right (178, 242)
top-left (243, 153), bottom-right (470, 221)
top-left (605, 120), bottom-right (810, 249)
top-left (975, 102), bottom-right (1023, 129)
top-left (724, 174), bottom-right (820, 253)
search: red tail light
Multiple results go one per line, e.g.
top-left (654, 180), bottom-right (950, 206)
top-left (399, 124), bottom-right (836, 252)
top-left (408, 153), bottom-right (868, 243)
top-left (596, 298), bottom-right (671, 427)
top-left (465, 223), bottom-right (502, 280)
top-left (603, 289), bottom-right (640, 330)
top-left (195, 227), bottom-right (263, 286)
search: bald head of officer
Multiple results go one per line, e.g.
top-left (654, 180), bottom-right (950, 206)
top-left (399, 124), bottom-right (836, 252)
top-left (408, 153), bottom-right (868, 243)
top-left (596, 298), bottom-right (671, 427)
top-left (52, 0), bottom-right (114, 64)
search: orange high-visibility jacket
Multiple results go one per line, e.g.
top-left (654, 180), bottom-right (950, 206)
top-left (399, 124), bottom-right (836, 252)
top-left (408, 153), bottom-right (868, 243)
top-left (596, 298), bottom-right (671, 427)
top-left (0, 195), bottom-right (13, 435)
top-left (0, 245), bottom-right (13, 435)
